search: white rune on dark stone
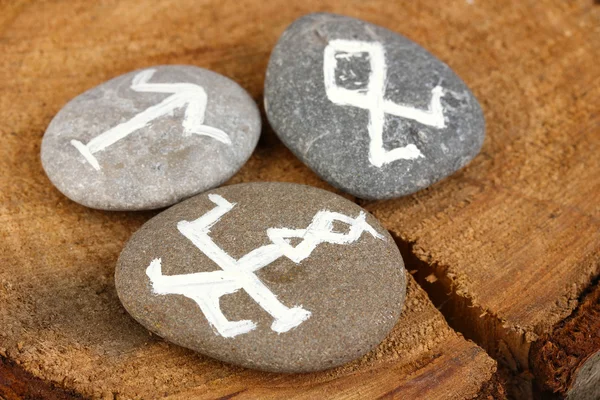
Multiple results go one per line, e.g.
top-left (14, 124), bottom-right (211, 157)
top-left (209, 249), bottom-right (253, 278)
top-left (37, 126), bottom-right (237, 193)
top-left (324, 39), bottom-right (446, 168)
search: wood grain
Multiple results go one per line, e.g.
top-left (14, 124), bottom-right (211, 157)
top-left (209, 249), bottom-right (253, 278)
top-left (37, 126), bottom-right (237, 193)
top-left (364, 0), bottom-right (600, 397)
top-left (0, 0), bottom-right (502, 398)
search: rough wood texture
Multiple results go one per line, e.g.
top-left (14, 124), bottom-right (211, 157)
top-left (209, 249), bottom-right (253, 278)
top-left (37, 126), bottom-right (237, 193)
top-left (531, 281), bottom-right (600, 399)
top-left (364, 0), bottom-right (600, 397)
top-left (0, 357), bottom-right (82, 400)
top-left (0, 1), bottom-right (502, 398)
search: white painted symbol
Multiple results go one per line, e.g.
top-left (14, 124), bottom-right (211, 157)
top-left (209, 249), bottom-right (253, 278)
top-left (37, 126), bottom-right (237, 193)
top-left (70, 68), bottom-right (231, 171)
top-left (324, 39), bottom-right (446, 168)
top-left (146, 193), bottom-right (384, 338)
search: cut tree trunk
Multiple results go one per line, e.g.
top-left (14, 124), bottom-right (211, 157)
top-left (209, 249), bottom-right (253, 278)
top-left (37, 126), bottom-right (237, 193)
top-left (530, 281), bottom-right (600, 399)
top-left (1, 0), bottom-right (598, 399)
top-left (0, 1), bottom-right (505, 399)
top-left (364, 0), bottom-right (600, 398)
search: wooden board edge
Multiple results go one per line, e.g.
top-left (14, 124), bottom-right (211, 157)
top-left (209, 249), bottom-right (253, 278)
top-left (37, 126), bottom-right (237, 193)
top-left (390, 233), bottom-right (541, 399)
top-left (0, 355), bottom-right (83, 400)
top-left (0, 347), bottom-right (503, 400)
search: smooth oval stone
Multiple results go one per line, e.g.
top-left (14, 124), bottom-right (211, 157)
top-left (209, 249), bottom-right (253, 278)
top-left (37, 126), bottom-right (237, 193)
top-left (265, 13), bottom-right (485, 200)
top-left (115, 182), bottom-right (406, 372)
top-left (41, 65), bottom-right (260, 210)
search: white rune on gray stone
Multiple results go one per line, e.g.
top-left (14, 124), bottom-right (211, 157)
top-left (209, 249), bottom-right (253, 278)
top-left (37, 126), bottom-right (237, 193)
top-left (71, 68), bottom-right (231, 171)
top-left (41, 65), bottom-right (260, 210)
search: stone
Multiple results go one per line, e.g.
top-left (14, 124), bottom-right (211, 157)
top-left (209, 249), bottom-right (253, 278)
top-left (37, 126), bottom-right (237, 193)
top-left (41, 65), bottom-right (260, 210)
top-left (115, 182), bottom-right (406, 373)
top-left (264, 13), bottom-right (485, 200)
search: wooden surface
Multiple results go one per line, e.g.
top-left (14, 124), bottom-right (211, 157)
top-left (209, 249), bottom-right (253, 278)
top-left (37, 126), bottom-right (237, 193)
top-left (0, 0), bottom-right (598, 399)
top-left (363, 0), bottom-right (600, 398)
top-left (0, 1), bottom-right (502, 399)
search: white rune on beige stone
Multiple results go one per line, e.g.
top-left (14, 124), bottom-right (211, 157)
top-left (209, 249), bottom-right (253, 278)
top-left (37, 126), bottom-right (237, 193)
top-left (146, 193), bottom-right (384, 338)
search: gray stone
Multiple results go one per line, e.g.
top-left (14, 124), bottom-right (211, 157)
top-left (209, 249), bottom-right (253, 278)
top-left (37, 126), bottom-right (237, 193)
top-left (115, 182), bottom-right (406, 373)
top-left (41, 65), bottom-right (260, 210)
top-left (567, 350), bottom-right (600, 400)
top-left (264, 13), bottom-right (485, 200)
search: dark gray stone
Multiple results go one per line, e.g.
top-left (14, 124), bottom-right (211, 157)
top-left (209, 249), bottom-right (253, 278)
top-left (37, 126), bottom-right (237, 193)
top-left (41, 65), bottom-right (260, 210)
top-left (115, 182), bottom-right (406, 373)
top-left (265, 13), bottom-right (485, 200)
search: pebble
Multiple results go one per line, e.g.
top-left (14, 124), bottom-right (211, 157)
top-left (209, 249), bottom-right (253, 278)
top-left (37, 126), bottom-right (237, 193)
top-left (264, 13), bottom-right (485, 200)
top-left (115, 182), bottom-right (406, 372)
top-left (41, 65), bottom-right (260, 210)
